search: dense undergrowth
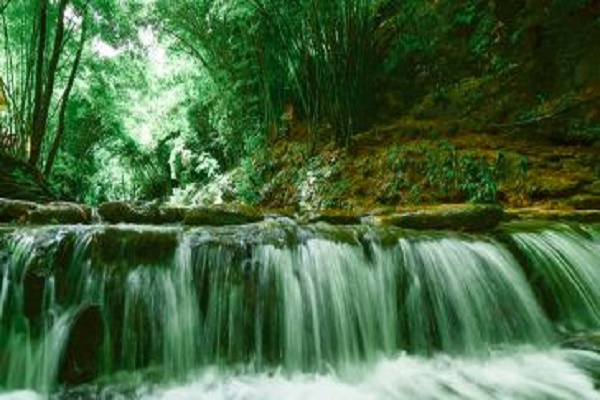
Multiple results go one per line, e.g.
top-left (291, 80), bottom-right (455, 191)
top-left (0, 0), bottom-right (598, 208)
top-left (158, 0), bottom-right (600, 210)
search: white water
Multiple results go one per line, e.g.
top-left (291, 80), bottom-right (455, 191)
top-left (4, 349), bottom-right (600, 400)
top-left (512, 225), bottom-right (600, 330)
top-left (1, 223), bottom-right (600, 398)
top-left (112, 350), bottom-right (600, 400)
top-left (0, 392), bottom-right (42, 400)
top-left (397, 237), bottom-right (550, 353)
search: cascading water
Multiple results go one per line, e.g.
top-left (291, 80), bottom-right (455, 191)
top-left (511, 224), bottom-right (600, 330)
top-left (0, 221), bottom-right (599, 399)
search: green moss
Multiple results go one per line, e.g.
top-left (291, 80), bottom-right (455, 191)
top-left (377, 204), bottom-right (505, 232)
top-left (184, 206), bottom-right (263, 226)
top-left (92, 227), bottom-right (180, 268)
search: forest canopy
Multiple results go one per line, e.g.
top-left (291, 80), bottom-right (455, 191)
top-left (0, 0), bottom-right (598, 207)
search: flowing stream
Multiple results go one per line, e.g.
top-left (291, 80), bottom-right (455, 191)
top-left (0, 221), bottom-right (600, 399)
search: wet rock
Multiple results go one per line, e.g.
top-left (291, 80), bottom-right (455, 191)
top-left (98, 201), bottom-right (151, 223)
top-left (562, 332), bottom-right (600, 354)
top-left (92, 227), bottom-right (179, 267)
top-left (59, 305), bottom-right (105, 386)
top-left (302, 210), bottom-right (361, 225)
top-left (23, 272), bottom-right (46, 323)
top-left (159, 206), bottom-right (187, 223)
top-left (263, 208), bottom-right (296, 221)
top-left (184, 206), bottom-right (264, 226)
top-left (372, 204), bottom-right (505, 232)
top-left (21, 230), bottom-right (78, 320)
top-left (301, 223), bottom-right (364, 244)
top-left (565, 195), bottom-right (600, 210)
top-left (2, 199), bottom-right (92, 225)
top-left (98, 202), bottom-right (185, 224)
top-left (187, 221), bottom-right (300, 249)
top-left (55, 384), bottom-right (141, 400)
top-left (27, 202), bottom-right (92, 224)
top-left (0, 198), bottom-right (38, 223)
top-left (505, 208), bottom-right (600, 223)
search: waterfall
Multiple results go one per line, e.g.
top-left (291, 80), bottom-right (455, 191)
top-left (511, 224), bottom-right (600, 330)
top-left (0, 222), bottom-right (599, 398)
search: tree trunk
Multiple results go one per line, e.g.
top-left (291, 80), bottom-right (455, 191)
top-left (44, 11), bottom-right (87, 176)
top-left (29, 0), bottom-right (47, 165)
top-left (29, 0), bottom-right (68, 167)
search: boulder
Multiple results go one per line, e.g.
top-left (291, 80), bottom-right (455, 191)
top-left (565, 195), bottom-right (600, 210)
top-left (159, 206), bottom-right (187, 223)
top-left (58, 305), bottom-right (105, 385)
top-left (303, 210), bottom-right (362, 225)
top-left (0, 198), bottom-right (38, 223)
top-left (562, 332), bottom-right (600, 354)
top-left (19, 229), bottom-right (78, 320)
top-left (92, 227), bottom-right (179, 267)
top-left (505, 208), bottom-right (600, 223)
top-left (372, 204), bottom-right (505, 232)
top-left (184, 206), bottom-right (263, 226)
top-left (98, 201), bottom-right (153, 223)
top-left (98, 201), bottom-right (185, 224)
top-left (23, 271), bottom-right (46, 323)
top-left (27, 202), bottom-right (92, 224)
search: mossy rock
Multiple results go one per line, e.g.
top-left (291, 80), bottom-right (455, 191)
top-left (0, 198), bottom-right (38, 223)
top-left (373, 204), bottom-right (505, 232)
top-left (185, 220), bottom-right (302, 250)
top-left (505, 208), bottom-right (600, 223)
top-left (565, 195), bottom-right (600, 210)
top-left (58, 305), bottom-right (105, 386)
top-left (98, 202), bottom-right (185, 224)
top-left (98, 201), bottom-right (141, 223)
top-left (562, 332), bottom-right (600, 354)
top-left (159, 206), bottom-right (187, 223)
top-left (28, 202), bottom-right (92, 225)
top-left (91, 227), bottom-right (180, 267)
top-left (11, 228), bottom-right (79, 322)
top-left (303, 210), bottom-right (362, 225)
top-left (184, 206), bottom-right (263, 226)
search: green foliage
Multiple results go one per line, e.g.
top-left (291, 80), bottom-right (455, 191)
top-left (236, 132), bottom-right (268, 204)
top-left (256, 0), bottom-right (399, 145)
top-left (157, 0), bottom-right (265, 166)
top-left (45, 30), bottom-right (180, 203)
top-left (236, 158), bottom-right (263, 205)
top-left (384, 141), bottom-right (503, 204)
top-left (3, 0), bottom-right (597, 207)
top-left (292, 151), bottom-right (349, 209)
top-left (159, 0), bottom-right (400, 155)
